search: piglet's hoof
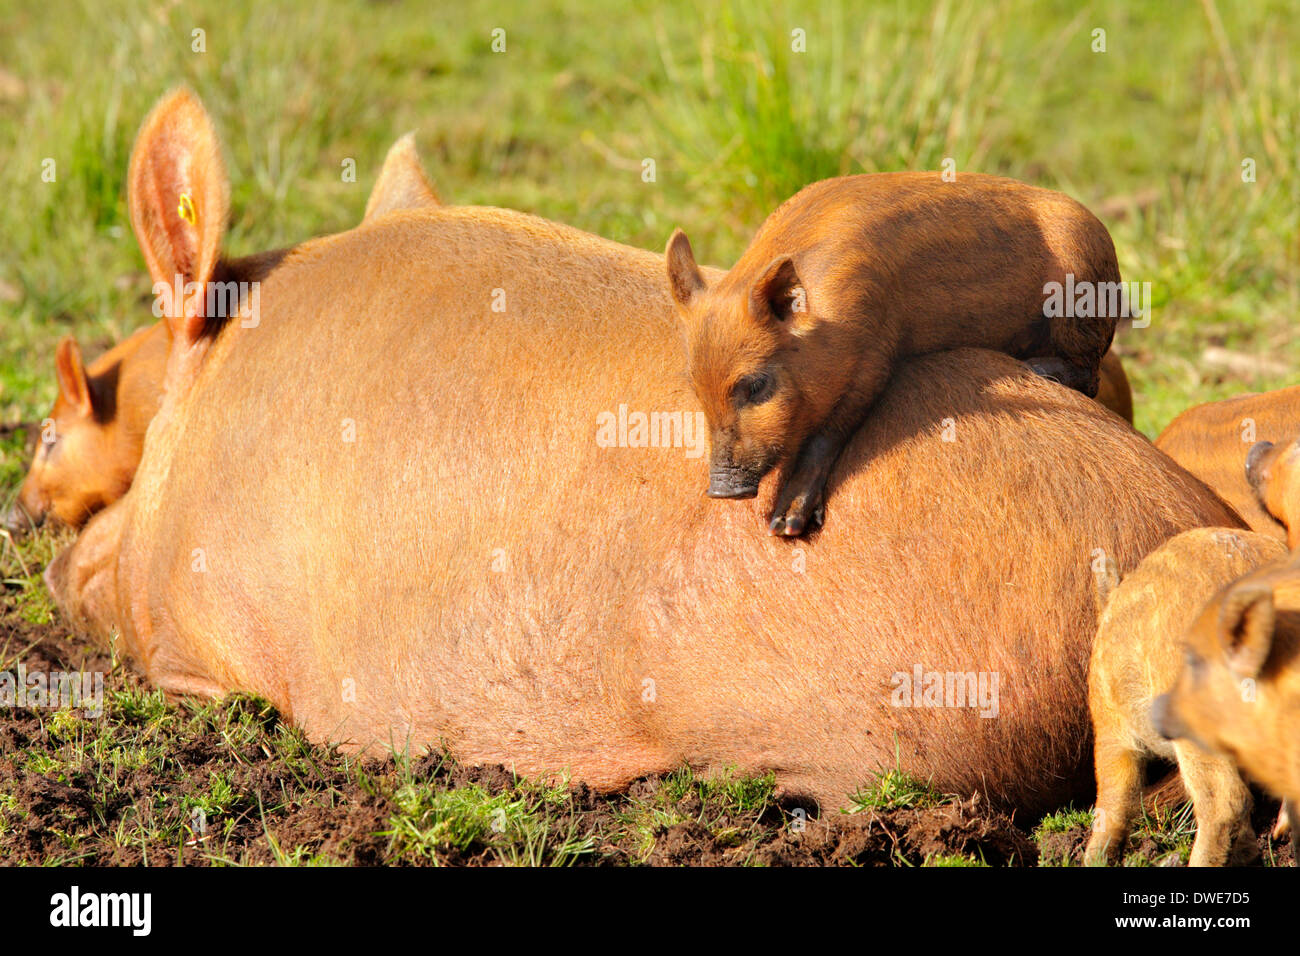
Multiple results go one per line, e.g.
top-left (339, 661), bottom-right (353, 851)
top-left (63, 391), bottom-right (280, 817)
top-left (768, 499), bottom-right (825, 537)
top-left (770, 514), bottom-right (803, 536)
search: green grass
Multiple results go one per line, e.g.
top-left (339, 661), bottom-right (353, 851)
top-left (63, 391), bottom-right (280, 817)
top-left (12, 575), bottom-right (55, 626)
top-left (1035, 806), bottom-right (1094, 836)
top-left (0, 0), bottom-right (1297, 864)
top-left (1033, 805), bottom-right (1095, 866)
top-left (657, 764), bottom-right (777, 814)
top-left (849, 767), bottom-right (949, 812)
top-left (384, 757), bottom-right (597, 866)
top-left (614, 766), bottom-right (779, 863)
top-left (1125, 798), bottom-right (1198, 866)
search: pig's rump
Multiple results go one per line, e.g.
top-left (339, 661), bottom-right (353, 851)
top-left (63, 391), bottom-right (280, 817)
top-left (57, 207), bottom-right (1239, 815)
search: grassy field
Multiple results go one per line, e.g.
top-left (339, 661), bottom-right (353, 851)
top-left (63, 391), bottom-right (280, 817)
top-left (0, 0), bottom-right (1297, 865)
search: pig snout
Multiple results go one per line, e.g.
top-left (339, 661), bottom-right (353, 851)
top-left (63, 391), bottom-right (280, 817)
top-left (706, 439), bottom-right (767, 499)
top-left (3, 503), bottom-right (39, 537)
top-left (1150, 693), bottom-right (1190, 742)
top-left (706, 455), bottom-right (763, 498)
top-left (707, 470), bottom-right (760, 499)
top-left (1245, 441), bottom-right (1274, 490)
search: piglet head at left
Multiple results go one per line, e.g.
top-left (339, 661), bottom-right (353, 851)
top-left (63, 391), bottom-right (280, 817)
top-left (6, 337), bottom-right (118, 533)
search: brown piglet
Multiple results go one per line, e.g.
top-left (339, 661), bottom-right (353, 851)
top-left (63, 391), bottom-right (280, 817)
top-left (5, 323), bottom-right (169, 534)
top-left (665, 173), bottom-right (1122, 534)
top-left (1155, 386), bottom-right (1300, 541)
top-left (1086, 528), bottom-right (1287, 866)
top-left (1152, 555), bottom-right (1300, 863)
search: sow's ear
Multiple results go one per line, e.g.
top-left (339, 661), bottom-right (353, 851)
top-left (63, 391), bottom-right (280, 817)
top-left (54, 336), bottom-right (92, 417)
top-left (665, 229), bottom-right (706, 307)
top-left (1218, 583), bottom-right (1276, 679)
top-left (750, 255), bottom-right (804, 325)
top-left (127, 87), bottom-right (229, 353)
top-left (363, 133), bottom-right (442, 223)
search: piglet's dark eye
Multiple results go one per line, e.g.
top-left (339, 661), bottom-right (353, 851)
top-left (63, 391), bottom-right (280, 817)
top-left (736, 374), bottom-right (774, 406)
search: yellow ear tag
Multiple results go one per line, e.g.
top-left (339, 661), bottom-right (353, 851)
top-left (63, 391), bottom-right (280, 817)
top-left (177, 193), bottom-right (197, 225)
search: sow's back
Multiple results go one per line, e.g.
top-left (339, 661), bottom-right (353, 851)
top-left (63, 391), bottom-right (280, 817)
top-left (51, 204), bottom-right (1239, 817)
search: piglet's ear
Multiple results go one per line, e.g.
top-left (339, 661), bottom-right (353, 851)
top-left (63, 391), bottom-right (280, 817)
top-left (665, 229), bottom-right (706, 308)
top-left (54, 336), bottom-right (92, 417)
top-left (750, 255), bottom-right (804, 325)
top-left (127, 87), bottom-right (229, 350)
top-left (363, 133), bottom-right (441, 223)
top-left (1218, 583), bottom-right (1276, 679)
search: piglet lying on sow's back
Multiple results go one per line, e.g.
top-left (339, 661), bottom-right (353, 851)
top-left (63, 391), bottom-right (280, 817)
top-left (666, 173), bottom-right (1123, 535)
top-left (48, 90), bottom-right (1240, 816)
